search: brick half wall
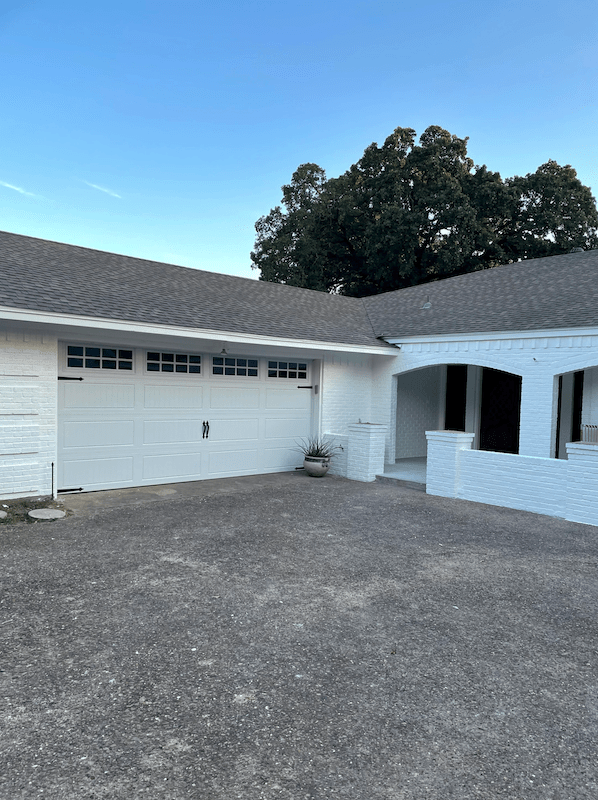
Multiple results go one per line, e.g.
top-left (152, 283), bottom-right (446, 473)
top-left (426, 430), bottom-right (598, 525)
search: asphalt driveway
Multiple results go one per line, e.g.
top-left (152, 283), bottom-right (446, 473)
top-left (1, 473), bottom-right (598, 799)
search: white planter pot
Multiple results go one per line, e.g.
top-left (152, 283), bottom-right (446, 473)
top-left (303, 456), bottom-right (331, 477)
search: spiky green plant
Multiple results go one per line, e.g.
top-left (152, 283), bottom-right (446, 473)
top-left (295, 437), bottom-right (339, 459)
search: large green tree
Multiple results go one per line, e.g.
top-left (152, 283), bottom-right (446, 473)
top-left (251, 126), bottom-right (598, 296)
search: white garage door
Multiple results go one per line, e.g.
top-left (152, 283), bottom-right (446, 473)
top-left (57, 346), bottom-right (315, 492)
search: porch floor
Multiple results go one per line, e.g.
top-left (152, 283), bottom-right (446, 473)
top-left (377, 457), bottom-right (427, 488)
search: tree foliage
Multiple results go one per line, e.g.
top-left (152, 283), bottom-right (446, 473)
top-left (251, 126), bottom-right (598, 296)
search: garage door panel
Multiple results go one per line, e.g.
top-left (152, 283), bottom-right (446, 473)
top-left (63, 420), bottom-right (135, 447)
top-left (61, 456), bottom-right (133, 487)
top-left (208, 418), bottom-right (259, 441)
top-left (265, 417), bottom-right (311, 439)
top-left (144, 385), bottom-right (203, 409)
top-left (143, 453), bottom-right (202, 480)
top-left (266, 388), bottom-right (311, 410)
top-left (210, 387), bottom-right (260, 409)
top-left (62, 382), bottom-right (135, 409)
top-left (143, 419), bottom-right (204, 444)
top-left (208, 448), bottom-right (258, 475)
top-left (262, 447), bottom-right (302, 470)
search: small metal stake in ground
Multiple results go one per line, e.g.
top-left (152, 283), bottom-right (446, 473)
top-left (28, 509), bottom-right (66, 520)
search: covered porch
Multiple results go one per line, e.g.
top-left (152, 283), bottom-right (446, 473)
top-left (379, 361), bottom-right (598, 525)
top-left (377, 456), bottom-right (427, 488)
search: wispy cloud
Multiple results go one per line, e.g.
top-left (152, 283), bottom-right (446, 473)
top-left (0, 180), bottom-right (38, 197)
top-left (84, 181), bottom-right (121, 198)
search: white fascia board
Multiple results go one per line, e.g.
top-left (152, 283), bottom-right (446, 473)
top-left (384, 325), bottom-right (598, 346)
top-left (0, 305), bottom-right (393, 357)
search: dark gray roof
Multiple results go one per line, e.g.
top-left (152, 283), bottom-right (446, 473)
top-left (363, 249), bottom-right (598, 338)
top-left (2, 231), bottom-right (597, 346)
top-left (0, 231), bottom-right (388, 349)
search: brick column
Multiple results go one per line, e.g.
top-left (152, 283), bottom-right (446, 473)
top-left (519, 374), bottom-right (556, 458)
top-left (347, 423), bottom-right (387, 482)
top-left (425, 430), bottom-right (475, 497)
top-left (565, 442), bottom-right (598, 526)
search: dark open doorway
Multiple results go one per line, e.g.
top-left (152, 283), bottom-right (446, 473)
top-left (479, 368), bottom-right (522, 454)
top-left (444, 364), bottom-right (468, 431)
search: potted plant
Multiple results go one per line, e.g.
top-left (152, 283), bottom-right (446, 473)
top-left (296, 437), bottom-right (339, 477)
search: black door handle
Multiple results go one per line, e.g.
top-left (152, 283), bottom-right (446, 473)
top-left (202, 421), bottom-right (207, 439)
top-left (205, 421), bottom-right (210, 439)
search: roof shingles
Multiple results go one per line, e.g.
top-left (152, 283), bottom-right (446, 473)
top-left (363, 250), bottom-right (598, 338)
top-left (2, 231), bottom-right (598, 346)
top-left (0, 231), bottom-right (386, 349)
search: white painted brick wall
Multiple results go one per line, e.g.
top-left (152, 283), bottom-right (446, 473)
top-left (346, 423), bottom-right (386, 482)
top-left (426, 430), bottom-right (598, 525)
top-left (0, 329), bottom-right (57, 499)
top-left (323, 434), bottom-right (348, 477)
top-left (384, 332), bottom-right (598, 461)
top-left (0, 421), bottom-right (40, 453)
top-left (396, 367), bottom-right (442, 458)
top-left (458, 450), bottom-right (568, 518)
top-left (331, 332), bottom-right (598, 518)
top-left (425, 431), bottom-right (475, 497)
top-left (565, 443), bottom-right (598, 525)
top-left (321, 353), bottom-right (372, 435)
top-left (321, 353), bottom-right (376, 477)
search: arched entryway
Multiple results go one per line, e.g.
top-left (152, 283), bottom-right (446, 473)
top-left (387, 364), bottom-right (523, 484)
top-left (554, 366), bottom-right (598, 458)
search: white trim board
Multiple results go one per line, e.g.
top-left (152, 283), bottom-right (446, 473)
top-left (0, 305), bottom-right (394, 357)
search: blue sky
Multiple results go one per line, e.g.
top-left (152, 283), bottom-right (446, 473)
top-left (1, 0), bottom-right (596, 279)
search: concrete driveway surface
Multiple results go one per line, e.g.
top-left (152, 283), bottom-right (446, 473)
top-left (1, 472), bottom-right (597, 799)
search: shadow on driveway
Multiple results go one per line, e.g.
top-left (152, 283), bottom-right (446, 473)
top-left (2, 473), bottom-right (597, 799)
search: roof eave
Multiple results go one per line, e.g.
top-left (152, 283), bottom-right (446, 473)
top-left (0, 305), bottom-right (395, 356)
top-left (383, 325), bottom-right (598, 344)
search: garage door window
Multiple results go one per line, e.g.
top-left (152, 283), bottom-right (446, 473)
top-left (268, 361), bottom-right (307, 379)
top-left (147, 352), bottom-right (201, 374)
top-left (67, 345), bottom-right (133, 370)
top-left (212, 357), bottom-right (258, 377)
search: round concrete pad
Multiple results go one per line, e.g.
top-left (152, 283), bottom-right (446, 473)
top-left (28, 508), bottom-right (66, 520)
top-left (0, 510), bottom-right (7, 519)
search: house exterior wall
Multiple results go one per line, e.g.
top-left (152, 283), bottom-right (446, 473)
top-left (395, 366), bottom-right (443, 458)
top-left (2, 316), bottom-right (597, 524)
top-left (385, 331), bottom-right (598, 459)
top-left (320, 352), bottom-right (373, 432)
top-left (0, 329), bottom-right (57, 499)
top-left (333, 332), bottom-right (598, 470)
top-left (324, 330), bottom-right (598, 524)
top-left (321, 353), bottom-right (374, 477)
